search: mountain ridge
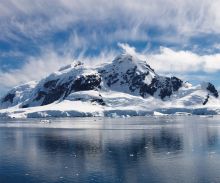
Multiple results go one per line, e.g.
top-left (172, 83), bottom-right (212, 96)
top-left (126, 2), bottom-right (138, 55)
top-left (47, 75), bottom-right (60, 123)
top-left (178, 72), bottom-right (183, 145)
top-left (0, 51), bottom-right (219, 118)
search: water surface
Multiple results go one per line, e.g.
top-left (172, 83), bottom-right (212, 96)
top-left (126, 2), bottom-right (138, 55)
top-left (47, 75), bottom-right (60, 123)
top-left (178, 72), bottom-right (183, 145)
top-left (0, 116), bottom-right (220, 183)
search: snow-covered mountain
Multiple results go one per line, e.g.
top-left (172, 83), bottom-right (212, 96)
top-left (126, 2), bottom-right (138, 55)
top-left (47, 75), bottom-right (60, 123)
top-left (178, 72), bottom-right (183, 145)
top-left (0, 51), bottom-right (219, 118)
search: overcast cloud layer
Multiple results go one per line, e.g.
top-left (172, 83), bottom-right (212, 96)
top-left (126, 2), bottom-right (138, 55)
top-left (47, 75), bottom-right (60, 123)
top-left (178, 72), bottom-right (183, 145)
top-left (0, 0), bottom-right (220, 95)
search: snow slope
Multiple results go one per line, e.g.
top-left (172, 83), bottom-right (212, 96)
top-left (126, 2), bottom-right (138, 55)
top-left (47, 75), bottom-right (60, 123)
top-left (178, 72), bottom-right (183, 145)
top-left (0, 51), bottom-right (219, 118)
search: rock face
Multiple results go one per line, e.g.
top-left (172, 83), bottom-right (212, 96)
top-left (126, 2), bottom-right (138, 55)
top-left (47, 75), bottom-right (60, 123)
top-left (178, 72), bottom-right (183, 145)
top-left (99, 54), bottom-right (183, 99)
top-left (2, 93), bottom-right (15, 103)
top-left (22, 73), bottom-right (101, 108)
top-left (140, 76), bottom-right (183, 99)
top-left (206, 83), bottom-right (219, 98)
top-left (0, 52), bottom-right (219, 110)
top-left (0, 81), bottom-right (36, 109)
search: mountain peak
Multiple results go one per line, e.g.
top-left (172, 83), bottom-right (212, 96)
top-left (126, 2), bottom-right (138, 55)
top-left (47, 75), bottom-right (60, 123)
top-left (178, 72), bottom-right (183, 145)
top-left (58, 61), bottom-right (84, 72)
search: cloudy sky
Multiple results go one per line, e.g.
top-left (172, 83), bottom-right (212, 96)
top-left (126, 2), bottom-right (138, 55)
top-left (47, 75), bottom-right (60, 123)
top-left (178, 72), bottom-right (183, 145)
top-left (1, 0), bottom-right (220, 96)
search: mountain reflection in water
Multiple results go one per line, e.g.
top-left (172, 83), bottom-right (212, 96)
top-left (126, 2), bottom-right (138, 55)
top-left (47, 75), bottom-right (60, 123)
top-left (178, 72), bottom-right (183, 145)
top-left (1, 116), bottom-right (220, 183)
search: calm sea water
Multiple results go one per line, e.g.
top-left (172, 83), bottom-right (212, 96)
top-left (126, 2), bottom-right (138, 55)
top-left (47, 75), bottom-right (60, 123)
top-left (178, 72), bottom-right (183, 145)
top-left (1, 116), bottom-right (220, 183)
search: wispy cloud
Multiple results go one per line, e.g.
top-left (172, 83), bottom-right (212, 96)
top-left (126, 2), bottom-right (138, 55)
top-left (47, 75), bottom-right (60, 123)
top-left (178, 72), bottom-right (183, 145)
top-left (147, 47), bottom-right (220, 74)
top-left (1, 0), bottom-right (220, 44)
top-left (116, 43), bottom-right (220, 74)
top-left (1, 43), bottom-right (220, 92)
top-left (0, 46), bottom-right (116, 93)
top-left (0, 51), bottom-right (72, 89)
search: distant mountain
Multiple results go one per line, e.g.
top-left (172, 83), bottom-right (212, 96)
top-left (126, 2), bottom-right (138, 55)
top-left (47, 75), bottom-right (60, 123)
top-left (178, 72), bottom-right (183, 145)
top-left (0, 52), bottom-right (219, 118)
